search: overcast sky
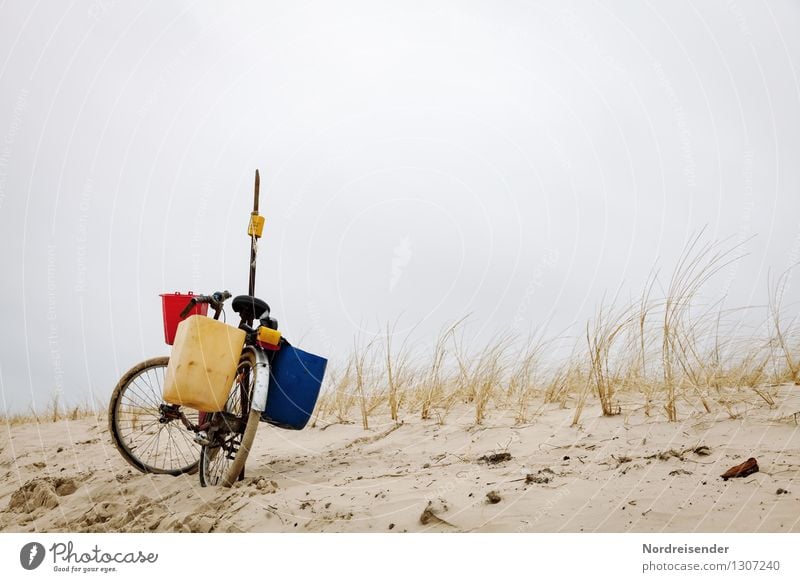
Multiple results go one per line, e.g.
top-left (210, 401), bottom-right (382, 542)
top-left (1, 0), bottom-right (798, 413)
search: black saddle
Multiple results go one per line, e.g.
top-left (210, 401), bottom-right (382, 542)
top-left (231, 295), bottom-right (270, 321)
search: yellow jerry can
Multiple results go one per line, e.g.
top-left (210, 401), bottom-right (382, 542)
top-left (163, 315), bottom-right (246, 412)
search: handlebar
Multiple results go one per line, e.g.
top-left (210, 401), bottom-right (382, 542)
top-left (179, 290), bottom-right (232, 319)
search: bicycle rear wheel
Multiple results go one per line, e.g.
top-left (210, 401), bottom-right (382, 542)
top-left (108, 357), bottom-right (201, 475)
top-left (199, 351), bottom-right (261, 487)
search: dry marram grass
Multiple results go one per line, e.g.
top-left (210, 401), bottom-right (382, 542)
top-left (313, 238), bottom-right (798, 427)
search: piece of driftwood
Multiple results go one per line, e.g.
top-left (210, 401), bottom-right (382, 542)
top-left (721, 457), bottom-right (759, 480)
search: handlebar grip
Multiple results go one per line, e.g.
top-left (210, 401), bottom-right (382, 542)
top-left (179, 297), bottom-right (199, 319)
top-left (212, 290), bottom-right (232, 304)
top-left (179, 291), bottom-right (229, 319)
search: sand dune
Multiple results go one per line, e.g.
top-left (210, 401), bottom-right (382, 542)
top-left (1, 387), bottom-right (799, 533)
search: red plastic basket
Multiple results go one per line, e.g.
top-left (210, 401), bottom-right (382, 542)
top-left (160, 292), bottom-right (209, 345)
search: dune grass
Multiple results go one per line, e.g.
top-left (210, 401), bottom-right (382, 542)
top-left (1, 395), bottom-right (100, 427)
top-left (314, 237), bottom-right (799, 428)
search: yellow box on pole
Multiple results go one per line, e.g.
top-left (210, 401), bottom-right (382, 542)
top-left (257, 326), bottom-right (281, 347)
top-left (248, 213), bottom-right (265, 237)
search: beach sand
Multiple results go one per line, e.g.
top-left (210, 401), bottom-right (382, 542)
top-left (1, 387), bottom-right (798, 533)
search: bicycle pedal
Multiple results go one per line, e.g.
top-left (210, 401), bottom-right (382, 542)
top-left (194, 431), bottom-right (211, 446)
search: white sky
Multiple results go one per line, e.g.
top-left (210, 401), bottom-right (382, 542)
top-left (1, 0), bottom-right (799, 413)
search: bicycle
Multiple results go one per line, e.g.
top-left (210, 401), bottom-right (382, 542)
top-left (108, 291), bottom-right (280, 485)
top-left (108, 170), bottom-right (326, 487)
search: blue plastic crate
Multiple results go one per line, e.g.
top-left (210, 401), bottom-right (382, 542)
top-left (261, 345), bottom-right (327, 430)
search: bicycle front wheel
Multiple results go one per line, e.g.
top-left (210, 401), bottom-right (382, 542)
top-left (199, 351), bottom-right (261, 487)
top-left (108, 357), bottom-right (201, 475)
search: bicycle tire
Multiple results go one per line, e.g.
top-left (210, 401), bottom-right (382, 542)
top-left (198, 351), bottom-right (261, 487)
top-left (108, 357), bottom-right (201, 475)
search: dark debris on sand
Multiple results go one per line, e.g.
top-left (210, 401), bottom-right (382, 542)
top-left (478, 452), bottom-right (512, 465)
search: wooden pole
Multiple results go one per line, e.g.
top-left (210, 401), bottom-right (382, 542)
top-left (248, 169), bottom-right (260, 298)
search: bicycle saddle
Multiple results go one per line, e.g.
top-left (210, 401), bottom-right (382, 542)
top-left (231, 295), bottom-right (270, 320)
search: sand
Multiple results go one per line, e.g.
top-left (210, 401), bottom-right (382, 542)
top-left (1, 386), bottom-right (798, 533)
